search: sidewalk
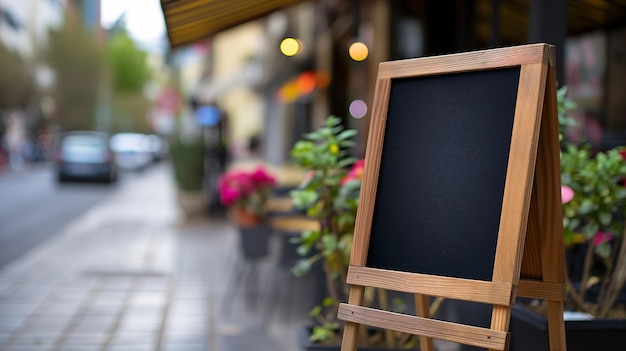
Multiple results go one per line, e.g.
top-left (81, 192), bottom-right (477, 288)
top-left (0, 164), bottom-right (316, 351)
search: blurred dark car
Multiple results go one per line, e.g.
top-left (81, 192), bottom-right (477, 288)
top-left (54, 131), bottom-right (118, 183)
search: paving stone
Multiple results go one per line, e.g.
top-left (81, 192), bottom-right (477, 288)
top-left (0, 302), bottom-right (41, 315)
top-left (70, 321), bottom-right (115, 334)
top-left (128, 292), bottom-right (167, 307)
top-left (41, 303), bottom-right (82, 317)
top-left (160, 332), bottom-right (208, 344)
top-left (58, 332), bottom-right (108, 346)
top-left (56, 346), bottom-right (101, 351)
top-left (3, 345), bottom-right (53, 351)
top-left (9, 333), bottom-right (57, 348)
top-left (160, 343), bottom-right (209, 351)
top-left (116, 321), bottom-right (162, 333)
top-left (107, 332), bottom-right (156, 345)
top-left (107, 345), bottom-right (155, 351)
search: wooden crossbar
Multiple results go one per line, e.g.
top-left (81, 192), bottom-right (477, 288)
top-left (517, 279), bottom-right (566, 301)
top-left (338, 304), bottom-right (509, 350)
top-left (347, 266), bottom-right (514, 306)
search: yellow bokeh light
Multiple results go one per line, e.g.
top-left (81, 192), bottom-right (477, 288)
top-left (280, 38), bottom-right (302, 57)
top-left (349, 42), bottom-right (369, 61)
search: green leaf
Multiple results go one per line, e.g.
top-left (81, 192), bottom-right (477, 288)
top-left (338, 140), bottom-right (357, 148)
top-left (336, 129), bottom-right (358, 141)
top-left (290, 190), bottom-right (318, 209)
top-left (584, 223), bottom-right (599, 239)
top-left (579, 199), bottom-right (595, 214)
top-left (599, 211), bottom-right (612, 226)
top-left (595, 242), bottom-right (612, 259)
top-left (291, 259), bottom-right (312, 277)
top-left (337, 157), bottom-right (359, 169)
top-left (310, 325), bottom-right (333, 342)
top-left (309, 305), bottom-right (322, 317)
top-left (297, 244), bottom-right (311, 257)
top-left (322, 234), bottom-right (338, 251)
top-left (322, 297), bottom-right (335, 307)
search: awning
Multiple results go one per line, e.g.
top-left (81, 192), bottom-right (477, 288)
top-left (160, 0), bottom-right (306, 48)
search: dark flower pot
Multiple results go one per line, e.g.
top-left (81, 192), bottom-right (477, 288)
top-left (239, 225), bottom-right (271, 260)
top-left (298, 326), bottom-right (422, 351)
top-left (509, 304), bottom-right (626, 351)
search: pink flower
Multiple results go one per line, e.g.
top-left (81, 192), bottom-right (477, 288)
top-left (216, 167), bottom-right (277, 213)
top-left (340, 159), bottom-right (365, 185)
top-left (593, 231), bottom-right (613, 247)
top-left (561, 185), bottom-right (574, 204)
top-left (219, 187), bottom-right (240, 206)
top-left (251, 167), bottom-right (277, 186)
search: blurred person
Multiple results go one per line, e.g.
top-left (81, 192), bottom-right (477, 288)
top-left (4, 112), bottom-right (26, 170)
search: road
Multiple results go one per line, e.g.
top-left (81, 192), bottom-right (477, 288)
top-left (0, 163), bottom-right (127, 268)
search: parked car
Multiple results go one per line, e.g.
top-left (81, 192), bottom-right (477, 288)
top-left (54, 131), bottom-right (118, 183)
top-left (146, 134), bottom-right (168, 162)
top-left (110, 133), bottom-right (153, 171)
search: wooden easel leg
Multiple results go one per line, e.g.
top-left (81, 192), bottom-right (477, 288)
top-left (415, 294), bottom-right (435, 351)
top-left (489, 305), bottom-right (511, 351)
top-left (539, 63), bottom-right (567, 351)
top-left (546, 300), bottom-right (566, 351)
top-left (341, 286), bottom-right (365, 351)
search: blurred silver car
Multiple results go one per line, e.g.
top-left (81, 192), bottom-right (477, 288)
top-left (54, 131), bottom-right (118, 183)
top-left (110, 133), bottom-right (153, 171)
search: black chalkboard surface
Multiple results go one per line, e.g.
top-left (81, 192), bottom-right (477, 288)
top-left (366, 67), bottom-right (520, 281)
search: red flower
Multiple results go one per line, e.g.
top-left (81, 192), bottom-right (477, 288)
top-left (340, 159), bottom-right (365, 185)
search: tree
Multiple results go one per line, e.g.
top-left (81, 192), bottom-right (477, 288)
top-left (106, 30), bottom-right (152, 133)
top-left (43, 16), bottom-right (103, 131)
top-left (0, 42), bottom-right (35, 110)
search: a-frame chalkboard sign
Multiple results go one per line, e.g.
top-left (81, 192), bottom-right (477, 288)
top-left (338, 44), bottom-right (566, 351)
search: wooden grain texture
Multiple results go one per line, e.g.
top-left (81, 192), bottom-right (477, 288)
top-left (517, 279), bottom-right (566, 301)
top-left (521, 178), bottom-right (544, 279)
top-left (492, 61), bottom-right (548, 286)
top-left (537, 65), bottom-right (567, 351)
top-left (489, 59), bottom-right (548, 351)
top-left (338, 304), bottom-right (509, 350)
top-left (350, 77), bottom-right (391, 266)
top-left (378, 44), bottom-right (551, 79)
top-left (537, 65), bottom-right (566, 303)
top-left (347, 266), bottom-right (514, 305)
top-left (340, 286), bottom-right (366, 351)
top-left (415, 294), bottom-right (435, 351)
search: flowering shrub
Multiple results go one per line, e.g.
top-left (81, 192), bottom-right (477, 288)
top-left (560, 145), bottom-right (626, 318)
top-left (217, 167), bottom-right (277, 217)
top-left (290, 116), bottom-right (418, 348)
top-left (559, 86), bottom-right (626, 318)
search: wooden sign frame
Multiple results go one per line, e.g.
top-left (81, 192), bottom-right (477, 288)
top-left (338, 44), bottom-right (566, 351)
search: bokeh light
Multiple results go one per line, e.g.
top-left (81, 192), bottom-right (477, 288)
top-left (349, 100), bottom-right (367, 119)
top-left (315, 71), bottom-right (331, 89)
top-left (280, 38), bottom-right (302, 56)
top-left (296, 72), bottom-right (317, 95)
top-left (349, 42), bottom-right (369, 61)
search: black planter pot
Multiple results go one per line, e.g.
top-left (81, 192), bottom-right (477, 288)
top-left (509, 304), bottom-right (626, 351)
top-left (239, 225), bottom-right (271, 260)
top-left (298, 326), bottom-right (422, 351)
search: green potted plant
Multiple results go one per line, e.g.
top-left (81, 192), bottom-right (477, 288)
top-left (217, 166), bottom-right (277, 259)
top-left (289, 116), bottom-right (424, 350)
top-left (170, 136), bottom-right (206, 219)
top-left (510, 87), bottom-right (626, 351)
